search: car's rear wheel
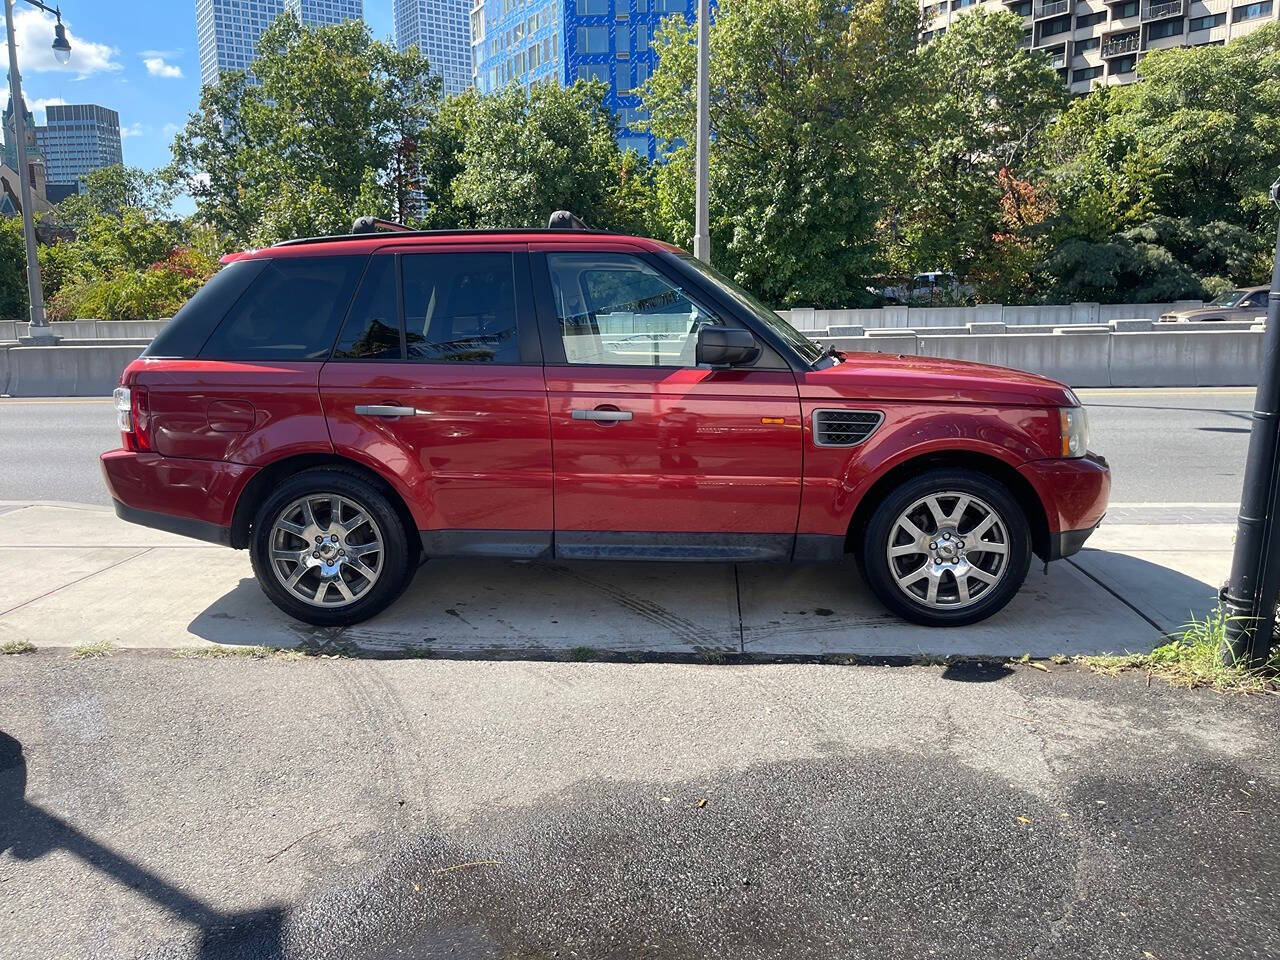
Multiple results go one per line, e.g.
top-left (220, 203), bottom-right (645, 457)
top-left (249, 468), bottom-right (414, 626)
top-left (860, 468), bottom-right (1031, 627)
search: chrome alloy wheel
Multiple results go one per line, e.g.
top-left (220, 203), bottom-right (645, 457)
top-left (268, 494), bottom-right (385, 608)
top-left (885, 492), bottom-right (1010, 609)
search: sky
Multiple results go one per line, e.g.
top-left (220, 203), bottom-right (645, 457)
top-left (1, 1), bottom-right (397, 200)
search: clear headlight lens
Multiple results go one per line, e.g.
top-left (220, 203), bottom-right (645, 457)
top-left (1059, 406), bottom-right (1088, 458)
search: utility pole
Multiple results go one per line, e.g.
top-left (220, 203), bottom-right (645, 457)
top-left (692, 0), bottom-right (710, 264)
top-left (4, 0), bottom-right (71, 344)
top-left (1222, 176), bottom-right (1280, 667)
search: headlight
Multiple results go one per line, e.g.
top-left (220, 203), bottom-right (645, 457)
top-left (1059, 406), bottom-right (1088, 458)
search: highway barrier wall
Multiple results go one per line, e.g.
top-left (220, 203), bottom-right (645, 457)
top-left (781, 300), bottom-right (1220, 331)
top-left (0, 316), bottom-right (1266, 396)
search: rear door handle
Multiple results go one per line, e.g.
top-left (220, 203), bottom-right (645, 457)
top-left (571, 409), bottom-right (633, 422)
top-left (355, 404), bottom-right (417, 418)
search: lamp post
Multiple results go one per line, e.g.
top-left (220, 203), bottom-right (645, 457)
top-left (4, 0), bottom-right (70, 345)
top-left (692, 0), bottom-right (710, 264)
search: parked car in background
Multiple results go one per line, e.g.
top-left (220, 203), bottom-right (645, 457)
top-left (1160, 287), bottom-right (1269, 323)
top-left (102, 216), bottom-right (1109, 629)
top-left (883, 272), bottom-right (975, 305)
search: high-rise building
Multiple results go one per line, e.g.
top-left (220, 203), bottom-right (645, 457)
top-left (195, 0), bottom-right (364, 87)
top-left (395, 0), bottom-right (473, 97)
top-left (35, 104), bottom-right (123, 191)
top-left (470, 0), bottom-right (698, 159)
top-left (921, 0), bottom-right (1279, 95)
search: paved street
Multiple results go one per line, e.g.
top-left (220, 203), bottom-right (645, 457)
top-left (0, 388), bottom-right (1257, 507)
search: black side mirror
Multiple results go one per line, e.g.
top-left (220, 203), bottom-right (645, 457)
top-left (696, 327), bottom-right (760, 367)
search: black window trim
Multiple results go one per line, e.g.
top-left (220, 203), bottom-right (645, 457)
top-left (323, 248), bottom-right (543, 366)
top-left (528, 248), bottom-right (797, 372)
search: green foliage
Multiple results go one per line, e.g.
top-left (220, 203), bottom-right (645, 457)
top-left (644, 0), bottom-right (921, 308)
top-left (444, 80), bottom-right (655, 232)
top-left (0, 216), bottom-right (28, 322)
top-left (170, 12), bottom-right (440, 245)
top-left (49, 165), bottom-right (178, 234)
top-left (48, 247), bottom-right (218, 322)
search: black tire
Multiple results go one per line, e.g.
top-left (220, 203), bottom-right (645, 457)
top-left (249, 467), bottom-right (414, 627)
top-left (859, 468), bottom-right (1031, 627)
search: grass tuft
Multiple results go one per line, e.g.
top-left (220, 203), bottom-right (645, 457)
top-left (173, 645), bottom-right (305, 661)
top-left (1, 639), bottom-right (36, 655)
top-left (71, 641), bottom-right (116, 660)
top-left (1083, 608), bottom-right (1279, 693)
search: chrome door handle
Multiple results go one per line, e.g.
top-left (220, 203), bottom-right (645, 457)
top-left (355, 404), bottom-right (417, 418)
top-left (572, 409), bottom-right (633, 422)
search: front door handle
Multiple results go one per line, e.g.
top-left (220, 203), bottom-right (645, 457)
top-left (355, 404), bottom-right (417, 418)
top-left (571, 409), bottom-right (633, 422)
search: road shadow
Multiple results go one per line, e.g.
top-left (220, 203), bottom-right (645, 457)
top-left (0, 730), bottom-right (287, 958)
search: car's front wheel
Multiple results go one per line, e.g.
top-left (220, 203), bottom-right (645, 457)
top-left (249, 468), bottom-right (414, 626)
top-left (860, 468), bottom-right (1031, 627)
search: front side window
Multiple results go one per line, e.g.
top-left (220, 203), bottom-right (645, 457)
top-left (200, 255), bottom-right (365, 361)
top-left (401, 252), bottom-right (520, 363)
top-left (546, 252), bottom-right (720, 367)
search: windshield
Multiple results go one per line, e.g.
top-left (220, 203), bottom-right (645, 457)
top-left (676, 254), bottom-right (827, 365)
top-left (1208, 290), bottom-right (1247, 307)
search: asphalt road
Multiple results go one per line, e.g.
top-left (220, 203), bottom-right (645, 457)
top-left (0, 388), bottom-right (1255, 507)
top-left (1, 655), bottom-right (1276, 960)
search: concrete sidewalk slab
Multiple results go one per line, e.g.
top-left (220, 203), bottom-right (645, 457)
top-left (0, 502), bottom-right (1189, 658)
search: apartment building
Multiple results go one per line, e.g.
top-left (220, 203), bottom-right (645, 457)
top-left (396, 0), bottom-right (473, 96)
top-left (920, 0), bottom-right (1277, 94)
top-left (195, 0), bottom-right (364, 87)
top-left (35, 104), bottom-right (123, 192)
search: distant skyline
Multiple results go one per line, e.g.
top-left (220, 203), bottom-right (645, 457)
top-left (0, 1), bottom-right (397, 207)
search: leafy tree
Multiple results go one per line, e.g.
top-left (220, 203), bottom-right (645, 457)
top-left (48, 246), bottom-right (219, 322)
top-left (448, 80), bottom-right (655, 232)
top-left (882, 10), bottom-right (1067, 292)
top-left (50, 165), bottom-right (177, 233)
top-left (0, 216), bottom-right (28, 321)
top-left (170, 12), bottom-right (440, 245)
top-left (644, 0), bottom-right (920, 308)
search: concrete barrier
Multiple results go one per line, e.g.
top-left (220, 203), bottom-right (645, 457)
top-left (789, 300), bottom-right (1210, 330)
top-left (3, 344), bottom-right (144, 397)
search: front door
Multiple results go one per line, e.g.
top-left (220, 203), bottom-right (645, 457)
top-left (531, 246), bottom-right (803, 561)
top-left (320, 245), bottom-right (554, 558)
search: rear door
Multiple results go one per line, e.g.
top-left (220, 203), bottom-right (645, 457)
top-left (319, 244), bottom-right (554, 558)
top-left (530, 243), bottom-right (803, 561)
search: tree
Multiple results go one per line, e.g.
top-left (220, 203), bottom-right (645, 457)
top-left (448, 80), bottom-right (655, 232)
top-left (0, 217), bottom-right (28, 322)
top-left (644, 0), bottom-right (921, 308)
top-left (50, 165), bottom-right (177, 234)
top-left (882, 11), bottom-right (1067, 292)
top-left (170, 13), bottom-right (440, 245)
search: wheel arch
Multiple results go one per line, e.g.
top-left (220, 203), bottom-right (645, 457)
top-left (230, 452), bottom-right (419, 556)
top-left (846, 451), bottom-right (1051, 562)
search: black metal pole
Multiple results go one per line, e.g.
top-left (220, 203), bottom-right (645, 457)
top-left (1222, 179), bottom-right (1280, 667)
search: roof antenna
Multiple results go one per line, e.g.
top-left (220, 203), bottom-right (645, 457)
top-left (351, 216), bottom-right (413, 235)
top-left (547, 210), bottom-right (590, 231)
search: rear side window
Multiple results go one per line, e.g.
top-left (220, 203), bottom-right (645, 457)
top-left (332, 256), bottom-right (401, 360)
top-left (144, 259), bottom-right (267, 359)
top-left (199, 255), bottom-right (366, 361)
top-left (401, 252), bottom-right (520, 363)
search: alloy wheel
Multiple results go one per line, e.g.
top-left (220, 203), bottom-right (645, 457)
top-left (884, 491), bottom-right (1010, 609)
top-left (268, 494), bottom-right (385, 608)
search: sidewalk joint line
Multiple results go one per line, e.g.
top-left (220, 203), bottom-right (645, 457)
top-left (1065, 556), bottom-right (1167, 637)
top-left (733, 564), bottom-right (745, 653)
top-left (0, 547), bottom-right (155, 617)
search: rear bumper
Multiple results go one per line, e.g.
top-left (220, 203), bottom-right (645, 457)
top-left (101, 449), bottom-right (253, 546)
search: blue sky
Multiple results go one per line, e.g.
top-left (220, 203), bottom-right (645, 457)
top-left (2, 1), bottom-right (396, 180)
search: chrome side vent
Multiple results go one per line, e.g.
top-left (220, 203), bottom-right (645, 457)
top-left (813, 409), bottom-right (883, 447)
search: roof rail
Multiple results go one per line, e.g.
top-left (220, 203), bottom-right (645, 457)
top-left (548, 210), bottom-right (591, 231)
top-left (351, 216), bottom-right (414, 235)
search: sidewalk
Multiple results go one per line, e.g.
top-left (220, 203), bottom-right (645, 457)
top-left (1, 501), bottom-right (1228, 658)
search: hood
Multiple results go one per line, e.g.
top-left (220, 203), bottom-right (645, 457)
top-left (800, 352), bottom-right (1075, 408)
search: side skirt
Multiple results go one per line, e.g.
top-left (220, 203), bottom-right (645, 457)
top-left (417, 530), bottom-right (849, 564)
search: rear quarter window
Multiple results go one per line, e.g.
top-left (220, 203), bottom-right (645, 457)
top-left (143, 258), bottom-right (268, 359)
top-left (198, 255), bottom-right (367, 361)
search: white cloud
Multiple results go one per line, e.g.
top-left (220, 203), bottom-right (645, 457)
top-left (3, 9), bottom-right (121, 78)
top-left (28, 96), bottom-right (66, 124)
top-left (143, 56), bottom-right (183, 79)
top-left (120, 122), bottom-right (143, 138)
top-left (162, 122), bottom-right (181, 136)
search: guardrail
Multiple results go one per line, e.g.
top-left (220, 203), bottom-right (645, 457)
top-left (780, 301), bottom-right (1207, 331)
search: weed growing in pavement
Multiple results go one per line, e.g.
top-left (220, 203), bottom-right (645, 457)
top-left (1, 640), bottom-right (35, 655)
top-left (1082, 607), bottom-right (1279, 693)
top-left (568, 646), bottom-right (599, 662)
top-left (173, 645), bottom-right (306, 661)
top-left (71, 641), bottom-right (115, 660)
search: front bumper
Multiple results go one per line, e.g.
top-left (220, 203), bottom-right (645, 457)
top-left (1018, 452), bottom-right (1110, 560)
top-left (1047, 520), bottom-right (1103, 561)
top-left (101, 449), bottom-right (255, 546)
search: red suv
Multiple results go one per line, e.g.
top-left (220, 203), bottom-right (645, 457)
top-left (101, 219), bottom-right (1109, 628)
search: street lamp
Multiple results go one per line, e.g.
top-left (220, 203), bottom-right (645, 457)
top-left (4, 0), bottom-right (71, 344)
top-left (692, 0), bottom-right (710, 264)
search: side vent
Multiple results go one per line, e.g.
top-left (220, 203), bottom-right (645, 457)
top-left (812, 409), bottom-right (883, 447)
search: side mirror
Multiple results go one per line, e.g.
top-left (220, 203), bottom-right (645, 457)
top-left (696, 326), bottom-right (760, 367)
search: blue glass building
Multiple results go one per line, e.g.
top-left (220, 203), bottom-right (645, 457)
top-left (472, 0), bottom-right (698, 160)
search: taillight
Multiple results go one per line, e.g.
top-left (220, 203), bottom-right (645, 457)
top-left (115, 384), bottom-right (151, 452)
